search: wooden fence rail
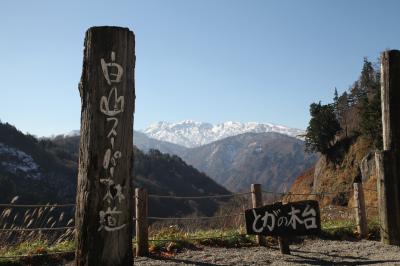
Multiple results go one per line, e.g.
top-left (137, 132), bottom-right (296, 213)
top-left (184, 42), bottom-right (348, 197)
top-left (134, 183), bottom-right (372, 256)
top-left (0, 183), bottom-right (376, 259)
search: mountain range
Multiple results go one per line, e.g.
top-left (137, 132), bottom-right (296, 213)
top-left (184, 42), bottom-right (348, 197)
top-left (60, 121), bottom-right (315, 193)
top-left (136, 121), bottom-right (314, 192)
top-left (178, 132), bottom-right (316, 192)
top-left (0, 121), bottom-right (317, 205)
top-left (142, 120), bottom-right (304, 148)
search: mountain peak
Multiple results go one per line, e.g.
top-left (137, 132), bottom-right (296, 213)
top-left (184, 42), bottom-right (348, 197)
top-left (142, 121), bottom-right (304, 148)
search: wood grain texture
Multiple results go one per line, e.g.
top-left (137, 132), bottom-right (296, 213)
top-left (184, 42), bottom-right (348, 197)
top-left (375, 151), bottom-right (400, 245)
top-left (381, 50), bottom-right (400, 151)
top-left (251, 184), bottom-right (267, 247)
top-left (75, 26), bottom-right (135, 266)
top-left (377, 50), bottom-right (400, 246)
top-left (135, 188), bottom-right (149, 257)
top-left (353, 182), bottom-right (367, 239)
top-left (279, 237), bottom-right (291, 255)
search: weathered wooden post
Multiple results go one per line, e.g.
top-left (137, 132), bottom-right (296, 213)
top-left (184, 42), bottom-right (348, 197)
top-left (279, 194), bottom-right (291, 255)
top-left (375, 50), bottom-right (400, 245)
top-left (251, 184), bottom-right (267, 247)
top-left (279, 237), bottom-right (291, 255)
top-left (135, 188), bottom-right (148, 257)
top-left (353, 182), bottom-right (367, 238)
top-left (75, 26), bottom-right (135, 265)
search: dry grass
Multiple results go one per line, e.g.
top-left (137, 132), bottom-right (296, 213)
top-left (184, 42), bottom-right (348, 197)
top-left (0, 196), bottom-right (75, 264)
top-left (0, 192), bottom-right (381, 264)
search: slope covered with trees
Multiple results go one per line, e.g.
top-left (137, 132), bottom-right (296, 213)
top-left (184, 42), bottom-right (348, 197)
top-left (0, 122), bottom-right (229, 218)
top-left (291, 57), bottom-right (382, 206)
top-left (305, 58), bottom-right (381, 156)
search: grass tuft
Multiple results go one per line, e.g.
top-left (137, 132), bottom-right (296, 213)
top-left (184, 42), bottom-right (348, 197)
top-left (0, 240), bottom-right (74, 265)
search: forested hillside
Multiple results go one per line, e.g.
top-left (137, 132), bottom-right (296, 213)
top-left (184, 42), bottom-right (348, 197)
top-left (291, 57), bottom-right (381, 205)
top-left (0, 122), bottom-right (229, 217)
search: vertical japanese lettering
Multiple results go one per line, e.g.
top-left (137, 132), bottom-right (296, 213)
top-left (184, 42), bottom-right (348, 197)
top-left (98, 51), bottom-right (126, 232)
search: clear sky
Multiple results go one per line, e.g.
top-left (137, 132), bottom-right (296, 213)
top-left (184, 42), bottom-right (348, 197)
top-left (1, 0), bottom-right (399, 137)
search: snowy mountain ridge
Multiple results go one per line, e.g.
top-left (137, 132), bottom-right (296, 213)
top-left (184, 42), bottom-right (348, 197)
top-left (142, 120), bottom-right (305, 148)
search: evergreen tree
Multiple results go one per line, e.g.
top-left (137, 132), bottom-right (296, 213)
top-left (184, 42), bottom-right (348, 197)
top-left (333, 87), bottom-right (339, 118)
top-left (359, 58), bottom-right (376, 96)
top-left (355, 58), bottom-right (373, 101)
top-left (358, 59), bottom-right (382, 149)
top-left (305, 102), bottom-right (341, 154)
top-left (352, 58), bottom-right (378, 108)
top-left (360, 91), bottom-right (382, 149)
top-left (347, 82), bottom-right (358, 106)
top-left (337, 91), bottom-right (350, 137)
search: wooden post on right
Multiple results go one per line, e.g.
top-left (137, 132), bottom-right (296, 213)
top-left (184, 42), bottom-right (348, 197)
top-left (251, 184), bottom-right (267, 247)
top-left (135, 188), bottom-right (149, 256)
top-left (353, 182), bottom-right (367, 238)
top-left (375, 50), bottom-right (400, 245)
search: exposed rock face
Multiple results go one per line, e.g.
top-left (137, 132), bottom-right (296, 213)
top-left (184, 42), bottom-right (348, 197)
top-left (360, 152), bottom-right (376, 182)
top-left (313, 156), bottom-right (327, 193)
top-left (290, 137), bottom-right (378, 207)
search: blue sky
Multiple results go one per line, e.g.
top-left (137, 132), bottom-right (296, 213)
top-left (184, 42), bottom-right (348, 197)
top-left (1, 0), bottom-right (399, 136)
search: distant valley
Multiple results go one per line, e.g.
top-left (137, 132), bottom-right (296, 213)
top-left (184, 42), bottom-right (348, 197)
top-left (0, 120), bottom-right (317, 219)
top-left (137, 121), bottom-right (315, 192)
top-left (60, 121), bottom-right (316, 193)
top-left (178, 132), bottom-right (317, 192)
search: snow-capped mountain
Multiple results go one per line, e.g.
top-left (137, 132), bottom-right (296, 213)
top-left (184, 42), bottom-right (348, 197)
top-left (142, 120), bottom-right (305, 148)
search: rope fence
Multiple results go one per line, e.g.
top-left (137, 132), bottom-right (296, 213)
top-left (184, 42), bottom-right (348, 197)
top-left (148, 213), bottom-right (244, 221)
top-left (0, 183), bottom-right (380, 259)
top-left (148, 192), bottom-right (251, 199)
top-left (134, 183), bottom-right (379, 257)
top-left (0, 189), bottom-right (377, 209)
top-left (0, 203), bottom-right (75, 208)
top-left (262, 190), bottom-right (354, 196)
top-left (0, 226), bottom-right (74, 232)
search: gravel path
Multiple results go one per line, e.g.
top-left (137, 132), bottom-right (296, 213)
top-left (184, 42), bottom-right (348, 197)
top-left (134, 239), bottom-right (400, 265)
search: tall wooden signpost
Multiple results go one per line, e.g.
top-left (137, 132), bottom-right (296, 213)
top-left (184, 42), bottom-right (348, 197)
top-left (75, 26), bottom-right (135, 265)
top-left (375, 50), bottom-right (400, 245)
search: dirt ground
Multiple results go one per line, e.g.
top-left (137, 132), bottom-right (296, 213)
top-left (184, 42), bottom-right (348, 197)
top-left (134, 239), bottom-right (400, 265)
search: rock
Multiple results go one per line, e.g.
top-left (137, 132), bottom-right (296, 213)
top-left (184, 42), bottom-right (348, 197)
top-left (313, 155), bottom-right (327, 192)
top-left (360, 152), bottom-right (376, 182)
